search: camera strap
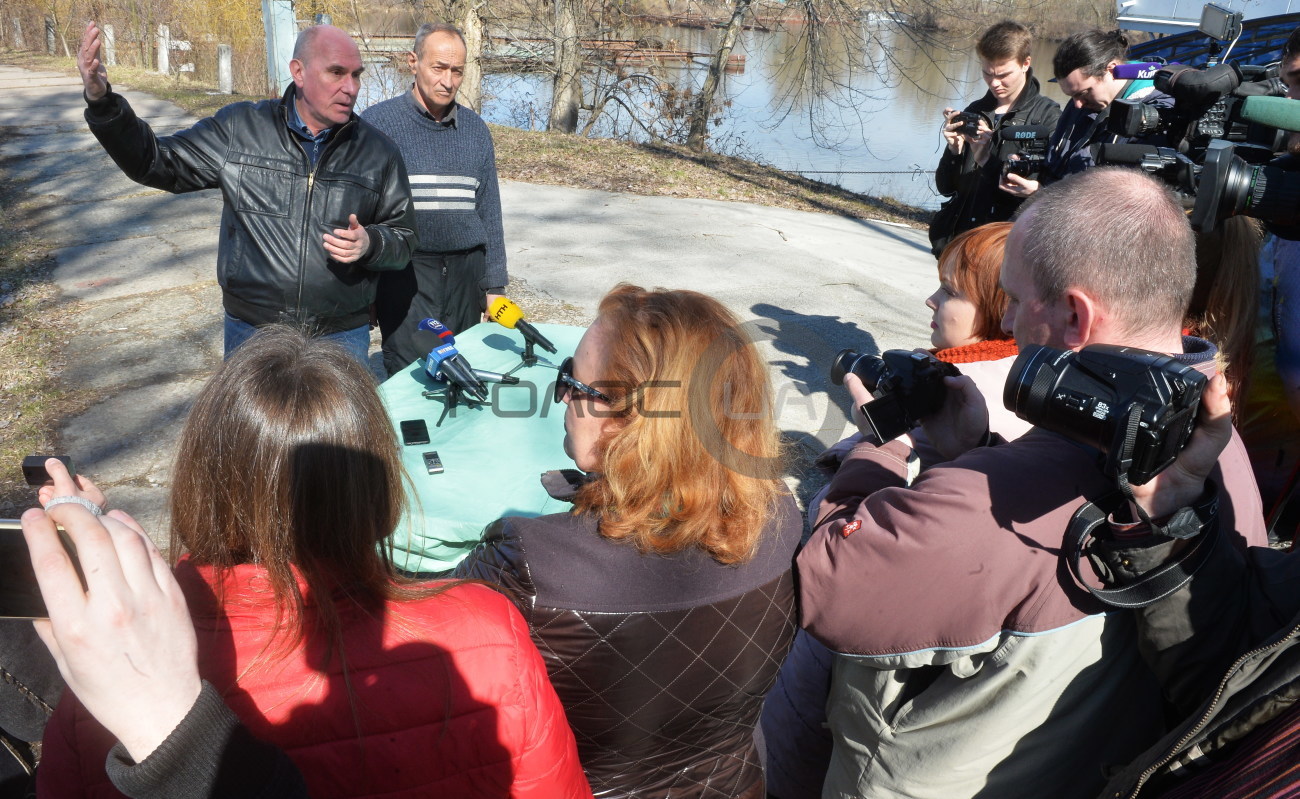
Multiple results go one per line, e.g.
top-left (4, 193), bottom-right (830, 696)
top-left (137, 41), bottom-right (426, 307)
top-left (1065, 494), bottom-right (1220, 609)
top-left (1064, 402), bottom-right (1221, 608)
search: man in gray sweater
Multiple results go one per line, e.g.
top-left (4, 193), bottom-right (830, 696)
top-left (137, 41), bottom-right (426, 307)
top-left (362, 22), bottom-right (508, 376)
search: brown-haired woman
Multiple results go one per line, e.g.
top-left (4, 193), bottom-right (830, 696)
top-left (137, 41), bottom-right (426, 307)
top-left (457, 284), bottom-right (802, 798)
top-left (38, 327), bottom-right (592, 799)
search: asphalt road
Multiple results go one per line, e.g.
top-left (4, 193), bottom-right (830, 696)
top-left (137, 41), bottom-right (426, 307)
top-left (0, 62), bottom-right (940, 537)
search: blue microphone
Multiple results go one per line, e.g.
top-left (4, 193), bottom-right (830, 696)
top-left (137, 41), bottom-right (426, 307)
top-left (421, 319), bottom-right (488, 402)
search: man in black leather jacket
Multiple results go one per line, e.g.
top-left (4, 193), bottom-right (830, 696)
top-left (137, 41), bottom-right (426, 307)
top-left (75, 22), bottom-right (417, 361)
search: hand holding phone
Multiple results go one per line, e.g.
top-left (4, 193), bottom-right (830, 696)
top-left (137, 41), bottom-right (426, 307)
top-left (22, 458), bottom-right (201, 762)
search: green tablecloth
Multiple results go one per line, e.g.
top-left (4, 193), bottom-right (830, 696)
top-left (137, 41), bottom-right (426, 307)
top-left (378, 323), bottom-right (584, 574)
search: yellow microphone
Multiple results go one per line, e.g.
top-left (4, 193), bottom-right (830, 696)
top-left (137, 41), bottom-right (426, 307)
top-left (488, 297), bottom-right (557, 354)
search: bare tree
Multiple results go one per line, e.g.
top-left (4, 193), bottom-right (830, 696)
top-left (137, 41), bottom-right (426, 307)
top-left (548, 0), bottom-right (581, 132)
top-left (685, 0), bottom-right (750, 151)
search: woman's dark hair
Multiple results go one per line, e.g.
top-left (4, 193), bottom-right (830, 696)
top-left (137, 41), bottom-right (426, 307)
top-left (1053, 29), bottom-right (1128, 79)
top-left (169, 326), bottom-right (437, 663)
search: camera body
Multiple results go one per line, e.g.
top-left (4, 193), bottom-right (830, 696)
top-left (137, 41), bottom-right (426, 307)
top-left (995, 124), bottom-right (1052, 182)
top-left (1004, 344), bottom-right (1206, 485)
top-left (953, 110), bottom-right (984, 137)
top-left (831, 349), bottom-right (959, 443)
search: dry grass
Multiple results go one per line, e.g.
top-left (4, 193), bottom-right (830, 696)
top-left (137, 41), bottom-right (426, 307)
top-left (0, 176), bottom-right (66, 517)
top-left (492, 127), bottom-right (929, 225)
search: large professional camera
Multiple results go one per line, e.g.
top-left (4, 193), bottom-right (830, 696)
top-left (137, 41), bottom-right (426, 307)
top-left (1004, 344), bottom-right (1206, 485)
top-left (1108, 62), bottom-right (1286, 158)
top-left (830, 349), bottom-right (959, 443)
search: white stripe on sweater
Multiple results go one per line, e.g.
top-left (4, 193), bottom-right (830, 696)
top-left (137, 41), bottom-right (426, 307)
top-left (409, 174), bottom-right (480, 190)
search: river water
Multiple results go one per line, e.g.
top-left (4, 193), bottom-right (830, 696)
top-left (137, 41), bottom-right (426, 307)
top-left (359, 23), bottom-right (1069, 211)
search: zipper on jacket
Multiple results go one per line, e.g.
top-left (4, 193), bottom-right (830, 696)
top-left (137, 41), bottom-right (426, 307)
top-left (292, 117), bottom-right (356, 316)
top-left (1123, 620), bottom-right (1300, 798)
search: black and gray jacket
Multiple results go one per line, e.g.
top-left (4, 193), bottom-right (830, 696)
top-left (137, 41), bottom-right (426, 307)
top-left (1091, 493), bottom-right (1296, 798)
top-left (456, 496), bottom-right (802, 798)
top-left (84, 85), bottom-right (417, 333)
top-left (930, 70), bottom-right (1060, 256)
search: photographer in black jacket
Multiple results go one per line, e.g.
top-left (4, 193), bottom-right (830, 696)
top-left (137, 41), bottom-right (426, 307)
top-left (930, 21), bottom-right (1060, 257)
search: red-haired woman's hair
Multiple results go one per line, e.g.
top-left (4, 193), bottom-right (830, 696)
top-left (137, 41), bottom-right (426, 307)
top-left (937, 222), bottom-right (1014, 342)
top-left (572, 284), bottom-right (785, 565)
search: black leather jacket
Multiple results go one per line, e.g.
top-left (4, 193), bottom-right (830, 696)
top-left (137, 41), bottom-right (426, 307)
top-left (85, 86), bottom-right (417, 332)
top-left (456, 498), bottom-right (802, 798)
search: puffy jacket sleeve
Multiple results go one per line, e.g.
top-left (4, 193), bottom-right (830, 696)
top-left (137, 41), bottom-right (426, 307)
top-left (355, 143), bottom-right (417, 272)
top-left (85, 89), bottom-right (227, 194)
top-left (454, 518), bottom-right (536, 612)
top-left (496, 595), bottom-right (594, 798)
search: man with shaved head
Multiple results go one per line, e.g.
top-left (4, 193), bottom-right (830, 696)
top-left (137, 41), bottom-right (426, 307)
top-left (76, 22), bottom-right (416, 362)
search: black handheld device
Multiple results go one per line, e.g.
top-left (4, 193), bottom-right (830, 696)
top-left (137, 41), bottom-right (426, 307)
top-left (400, 419), bottom-right (431, 446)
top-left (0, 519), bottom-right (82, 619)
top-left (23, 455), bottom-right (75, 486)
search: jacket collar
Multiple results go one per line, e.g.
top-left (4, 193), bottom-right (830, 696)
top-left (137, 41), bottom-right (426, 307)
top-left (277, 83), bottom-right (359, 133)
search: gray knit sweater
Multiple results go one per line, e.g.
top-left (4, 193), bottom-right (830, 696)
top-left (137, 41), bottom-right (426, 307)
top-left (362, 91), bottom-right (507, 288)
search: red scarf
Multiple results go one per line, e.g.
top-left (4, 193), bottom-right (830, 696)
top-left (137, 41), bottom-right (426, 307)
top-left (932, 338), bottom-right (1019, 365)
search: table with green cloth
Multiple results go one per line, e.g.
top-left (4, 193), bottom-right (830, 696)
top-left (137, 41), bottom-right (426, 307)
top-left (378, 322), bottom-right (585, 574)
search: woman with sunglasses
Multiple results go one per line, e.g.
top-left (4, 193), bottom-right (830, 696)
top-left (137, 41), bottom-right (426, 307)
top-left (456, 284), bottom-right (801, 798)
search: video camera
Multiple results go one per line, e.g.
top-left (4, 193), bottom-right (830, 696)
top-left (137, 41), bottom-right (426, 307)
top-left (829, 349), bottom-right (959, 443)
top-left (1004, 344), bottom-right (1206, 485)
top-left (997, 125), bottom-right (1053, 181)
top-left (1107, 62), bottom-right (1286, 158)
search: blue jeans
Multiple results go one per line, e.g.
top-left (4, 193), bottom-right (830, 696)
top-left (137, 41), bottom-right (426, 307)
top-left (223, 313), bottom-right (371, 365)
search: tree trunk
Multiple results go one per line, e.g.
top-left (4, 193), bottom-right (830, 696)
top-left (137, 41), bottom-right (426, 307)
top-left (458, 0), bottom-right (484, 111)
top-left (548, 0), bottom-right (581, 133)
top-left (686, 0), bottom-right (750, 152)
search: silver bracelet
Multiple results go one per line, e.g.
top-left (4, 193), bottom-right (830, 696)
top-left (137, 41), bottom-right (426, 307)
top-left (43, 496), bottom-right (104, 516)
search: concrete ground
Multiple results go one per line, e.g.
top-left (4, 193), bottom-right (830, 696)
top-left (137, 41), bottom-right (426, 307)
top-left (0, 63), bottom-right (939, 543)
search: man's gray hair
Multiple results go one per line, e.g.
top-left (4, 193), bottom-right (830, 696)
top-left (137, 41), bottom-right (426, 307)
top-left (414, 22), bottom-right (466, 56)
top-left (1017, 167), bottom-right (1195, 335)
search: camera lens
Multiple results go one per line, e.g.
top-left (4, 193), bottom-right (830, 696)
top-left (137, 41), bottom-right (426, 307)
top-left (830, 349), bottom-right (888, 388)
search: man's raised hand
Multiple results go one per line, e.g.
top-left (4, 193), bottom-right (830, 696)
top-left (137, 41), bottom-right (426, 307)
top-left (324, 214), bottom-right (371, 263)
top-left (77, 22), bottom-right (109, 103)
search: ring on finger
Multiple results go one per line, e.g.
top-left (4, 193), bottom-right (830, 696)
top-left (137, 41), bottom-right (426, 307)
top-left (43, 496), bottom-right (104, 516)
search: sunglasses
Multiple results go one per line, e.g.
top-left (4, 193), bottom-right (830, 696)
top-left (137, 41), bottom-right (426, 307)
top-left (554, 357), bottom-right (613, 404)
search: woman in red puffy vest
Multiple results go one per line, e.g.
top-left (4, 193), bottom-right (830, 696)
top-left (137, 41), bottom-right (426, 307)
top-left (38, 326), bottom-right (592, 799)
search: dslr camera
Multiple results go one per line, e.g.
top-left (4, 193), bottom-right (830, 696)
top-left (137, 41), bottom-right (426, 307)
top-left (830, 349), bottom-right (959, 443)
top-left (1004, 344), bottom-right (1205, 485)
top-left (952, 110), bottom-right (985, 137)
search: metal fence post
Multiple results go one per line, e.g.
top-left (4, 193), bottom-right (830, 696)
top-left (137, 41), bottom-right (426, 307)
top-left (156, 24), bottom-right (169, 74)
top-left (103, 24), bottom-right (116, 67)
top-left (218, 44), bottom-right (233, 93)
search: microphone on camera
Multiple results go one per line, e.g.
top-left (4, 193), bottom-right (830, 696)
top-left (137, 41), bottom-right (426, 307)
top-left (1241, 95), bottom-right (1300, 133)
top-left (487, 297), bottom-right (558, 354)
top-left (419, 319), bottom-right (488, 402)
top-left (1112, 62), bottom-right (1180, 81)
top-left (996, 124), bottom-right (1053, 143)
